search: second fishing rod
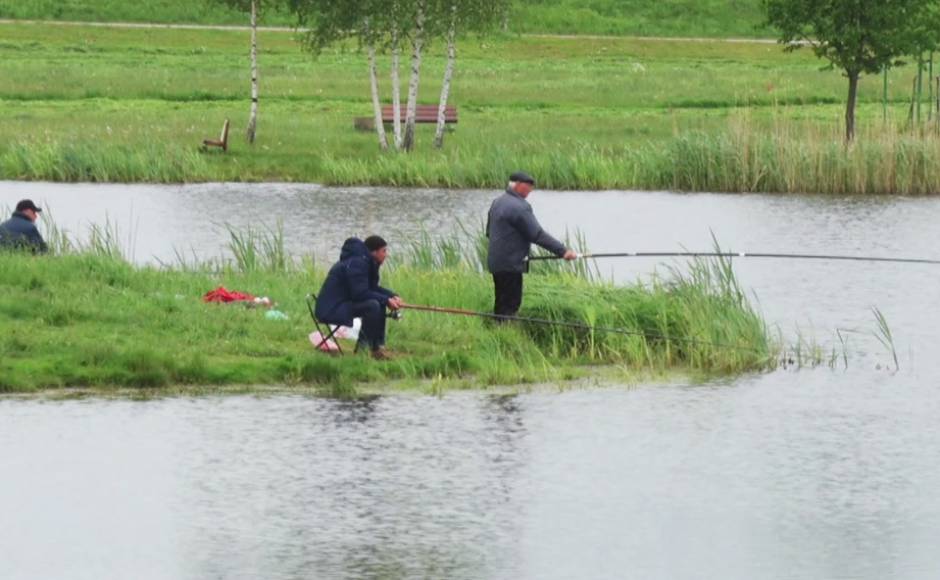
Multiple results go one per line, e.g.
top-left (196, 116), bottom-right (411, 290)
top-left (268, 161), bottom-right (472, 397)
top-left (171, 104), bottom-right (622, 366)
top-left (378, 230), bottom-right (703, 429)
top-left (526, 250), bottom-right (940, 266)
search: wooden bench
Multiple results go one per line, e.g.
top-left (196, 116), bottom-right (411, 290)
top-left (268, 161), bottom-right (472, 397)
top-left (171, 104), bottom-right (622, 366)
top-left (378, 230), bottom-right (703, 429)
top-left (355, 105), bottom-right (457, 131)
top-left (202, 119), bottom-right (230, 152)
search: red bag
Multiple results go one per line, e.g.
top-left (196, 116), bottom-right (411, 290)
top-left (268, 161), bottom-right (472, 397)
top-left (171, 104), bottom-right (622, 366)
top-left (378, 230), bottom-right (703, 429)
top-left (203, 286), bottom-right (255, 303)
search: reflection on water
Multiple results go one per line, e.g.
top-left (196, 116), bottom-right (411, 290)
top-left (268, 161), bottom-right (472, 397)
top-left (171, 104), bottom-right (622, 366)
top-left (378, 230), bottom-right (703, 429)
top-left (2, 383), bottom-right (940, 580)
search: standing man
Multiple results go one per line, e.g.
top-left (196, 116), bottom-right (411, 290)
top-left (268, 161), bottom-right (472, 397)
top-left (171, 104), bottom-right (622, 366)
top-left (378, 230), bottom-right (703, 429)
top-left (486, 171), bottom-right (576, 319)
top-left (0, 199), bottom-right (48, 254)
top-left (315, 235), bottom-right (403, 360)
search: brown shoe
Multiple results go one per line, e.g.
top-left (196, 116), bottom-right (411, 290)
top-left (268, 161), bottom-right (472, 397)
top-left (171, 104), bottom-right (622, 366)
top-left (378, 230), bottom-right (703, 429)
top-left (371, 347), bottom-right (394, 361)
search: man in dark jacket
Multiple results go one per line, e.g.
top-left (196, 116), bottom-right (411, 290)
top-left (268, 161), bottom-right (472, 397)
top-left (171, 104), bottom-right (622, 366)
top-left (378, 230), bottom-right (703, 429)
top-left (315, 235), bottom-right (403, 360)
top-left (486, 171), bottom-right (576, 318)
top-left (0, 199), bottom-right (48, 254)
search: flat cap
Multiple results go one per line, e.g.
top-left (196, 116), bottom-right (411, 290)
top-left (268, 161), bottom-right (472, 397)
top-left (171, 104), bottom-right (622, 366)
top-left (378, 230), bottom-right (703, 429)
top-left (15, 199), bottom-right (42, 213)
top-left (509, 171), bottom-right (535, 185)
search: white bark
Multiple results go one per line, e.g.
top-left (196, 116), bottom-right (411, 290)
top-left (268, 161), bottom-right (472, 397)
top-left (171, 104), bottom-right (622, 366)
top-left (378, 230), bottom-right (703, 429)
top-left (390, 19), bottom-right (403, 149)
top-left (368, 39), bottom-right (389, 150)
top-left (434, 3), bottom-right (458, 149)
top-left (402, 0), bottom-right (426, 151)
top-left (246, 0), bottom-right (259, 144)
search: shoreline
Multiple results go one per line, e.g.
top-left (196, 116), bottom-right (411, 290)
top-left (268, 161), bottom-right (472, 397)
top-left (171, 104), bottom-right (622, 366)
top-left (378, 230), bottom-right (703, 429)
top-left (0, 369), bottom-right (707, 400)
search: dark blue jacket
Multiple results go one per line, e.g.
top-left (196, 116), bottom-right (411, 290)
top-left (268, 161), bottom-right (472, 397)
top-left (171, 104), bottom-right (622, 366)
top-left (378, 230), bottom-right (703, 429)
top-left (0, 212), bottom-right (48, 254)
top-left (315, 237), bottom-right (397, 325)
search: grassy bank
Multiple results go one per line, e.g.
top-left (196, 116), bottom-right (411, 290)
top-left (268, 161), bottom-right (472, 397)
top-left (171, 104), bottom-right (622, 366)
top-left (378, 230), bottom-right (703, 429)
top-left (0, 231), bottom-right (775, 393)
top-left (0, 0), bottom-right (772, 38)
top-left (1, 21), bottom-right (937, 192)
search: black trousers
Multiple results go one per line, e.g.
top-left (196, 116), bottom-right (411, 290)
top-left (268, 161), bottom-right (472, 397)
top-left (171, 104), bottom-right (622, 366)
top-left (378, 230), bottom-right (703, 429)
top-left (351, 299), bottom-right (386, 350)
top-left (492, 272), bottom-right (523, 318)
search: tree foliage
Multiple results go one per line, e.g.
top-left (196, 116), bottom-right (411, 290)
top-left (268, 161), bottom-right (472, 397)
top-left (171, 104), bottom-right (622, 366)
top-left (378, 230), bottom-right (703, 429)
top-left (763, 0), bottom-right (940, 140)
top-left (286, 0), bottom-right (509, 150)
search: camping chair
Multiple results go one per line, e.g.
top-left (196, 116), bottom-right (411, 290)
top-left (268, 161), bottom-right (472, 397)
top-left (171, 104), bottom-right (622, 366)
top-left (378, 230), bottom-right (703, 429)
top-left (306, 293), bottom-right (343, 354)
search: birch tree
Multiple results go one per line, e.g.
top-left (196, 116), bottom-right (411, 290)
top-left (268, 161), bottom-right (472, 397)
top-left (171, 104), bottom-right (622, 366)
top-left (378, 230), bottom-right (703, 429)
top-left (289, 0), bottom-right (398, 149)
top-left (433, 1), bottom-right (458, 149)
top-left (432, 0), bottom-right (509, 149)
top-left (389, 0), bottom-right (406, 148)
top-left (401, 0), bottom-right (428, 151)
top-left (364, 18), bottom-right (390, 150)
top-left (211, 0), bottom-right (277, 144)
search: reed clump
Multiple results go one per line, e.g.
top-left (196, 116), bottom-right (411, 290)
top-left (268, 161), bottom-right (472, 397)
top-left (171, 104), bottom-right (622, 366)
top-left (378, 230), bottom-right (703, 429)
top-left (644, 116), bottom-right (940, 195)
top-left (0, 141), bottom-right (211, 183)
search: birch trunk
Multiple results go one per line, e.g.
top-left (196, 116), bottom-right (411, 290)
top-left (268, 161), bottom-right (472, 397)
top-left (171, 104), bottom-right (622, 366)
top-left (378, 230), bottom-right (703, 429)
top-left (434, 3), bottom-right (458, 149)
top-left (390, 7), bottom-right (403, 149)
top-left (402, 0), bottom-right (426, 152)
top-left (246, 0), bottom-right (259, 144)
top-left (368, 39), bottom-right (389, 150)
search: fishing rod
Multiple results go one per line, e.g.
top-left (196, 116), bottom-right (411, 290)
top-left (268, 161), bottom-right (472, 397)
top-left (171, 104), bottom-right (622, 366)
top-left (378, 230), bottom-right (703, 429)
top-left (527, 251), bottom-right (940, 265)
top-left (401, 303), bottom-right (767, 354)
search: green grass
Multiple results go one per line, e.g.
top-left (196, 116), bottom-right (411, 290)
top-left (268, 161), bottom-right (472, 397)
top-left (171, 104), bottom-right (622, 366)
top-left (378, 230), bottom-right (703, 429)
top-left (0, 0), bottom-right (773, 38)
top-left (1, 21), bottom-right (938, 192)
top-left (510, 0), bottom-right (772, 38)
top-left (0, 223), bottom-right (777, 393)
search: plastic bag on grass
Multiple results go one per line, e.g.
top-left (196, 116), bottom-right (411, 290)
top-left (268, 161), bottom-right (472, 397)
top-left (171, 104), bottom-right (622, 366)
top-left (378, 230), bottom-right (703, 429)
top-left (309, 331), bottom-right (340, 353)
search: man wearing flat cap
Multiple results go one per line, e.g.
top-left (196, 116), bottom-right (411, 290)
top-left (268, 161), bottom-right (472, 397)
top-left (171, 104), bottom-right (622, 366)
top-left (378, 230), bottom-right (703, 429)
top-left (0, 199), bottom-right (48, 254)
top-left (485, 171), bottom-right (576, 319)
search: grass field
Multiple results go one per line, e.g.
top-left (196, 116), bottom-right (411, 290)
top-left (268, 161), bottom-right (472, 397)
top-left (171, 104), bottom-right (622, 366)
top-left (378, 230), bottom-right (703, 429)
top-left (1, 21), bottom-right (938, 192)
top-left (0, 229), bottom-right (776, 392)
top-left (0, 0), bottom-right (773, 38)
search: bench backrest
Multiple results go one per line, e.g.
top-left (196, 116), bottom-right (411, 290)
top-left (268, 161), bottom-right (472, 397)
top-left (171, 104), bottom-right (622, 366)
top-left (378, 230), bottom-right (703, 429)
top-left (381, 105), bottom-right (457, 121)
top-left (220, 119), bottom-right (231, 143)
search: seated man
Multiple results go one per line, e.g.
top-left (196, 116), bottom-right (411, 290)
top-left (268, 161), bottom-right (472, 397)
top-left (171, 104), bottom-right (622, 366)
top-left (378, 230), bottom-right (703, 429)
top-left (0, 199), bottom-right (48, 254)
top-left (315, 235), bottom-right (403, 360)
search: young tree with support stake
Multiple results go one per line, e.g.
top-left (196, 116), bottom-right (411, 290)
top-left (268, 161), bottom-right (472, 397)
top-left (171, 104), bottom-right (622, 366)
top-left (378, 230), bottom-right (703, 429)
top-left (903, 3), bottom-right (940, 126)
top-left (763, 0), bottom-right (936, 141)
top-left (210, 0), bottom-right (277, 144)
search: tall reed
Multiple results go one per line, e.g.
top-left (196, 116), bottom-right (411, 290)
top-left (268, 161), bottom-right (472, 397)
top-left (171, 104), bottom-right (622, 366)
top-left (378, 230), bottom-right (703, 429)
top-left (0, 141), bottom-right (210, 183)
top-left (7, 115), bottom-right (940, 193)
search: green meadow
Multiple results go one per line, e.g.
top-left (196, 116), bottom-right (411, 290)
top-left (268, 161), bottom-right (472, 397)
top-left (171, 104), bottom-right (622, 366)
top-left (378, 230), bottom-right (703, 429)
top-left (0, 0), bottom-right (773, 37)
top-left (1, 20), bottom-right (938, 192)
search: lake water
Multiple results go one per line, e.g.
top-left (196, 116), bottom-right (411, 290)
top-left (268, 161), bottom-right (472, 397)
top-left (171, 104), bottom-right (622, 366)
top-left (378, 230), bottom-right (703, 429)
top-left (2, 182), bottom-right (940, 579)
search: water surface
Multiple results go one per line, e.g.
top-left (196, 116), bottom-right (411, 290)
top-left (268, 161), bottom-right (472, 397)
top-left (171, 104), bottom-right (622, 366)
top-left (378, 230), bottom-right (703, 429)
top-left (2, 182), bottom-right (940, 579)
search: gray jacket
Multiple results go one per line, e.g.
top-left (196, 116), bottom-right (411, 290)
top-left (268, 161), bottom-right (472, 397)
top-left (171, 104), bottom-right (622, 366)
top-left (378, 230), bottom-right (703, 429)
top-left (0, 212), bottom-right (48, 254)
top-left (486, 189), bottom-right (566, 273)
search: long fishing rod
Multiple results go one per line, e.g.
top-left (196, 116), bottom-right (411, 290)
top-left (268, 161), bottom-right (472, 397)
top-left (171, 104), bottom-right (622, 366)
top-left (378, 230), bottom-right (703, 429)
top-left (401, 303), bottom-right (767, 354)
top-left (527, 251), bottom-right (940, 265)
